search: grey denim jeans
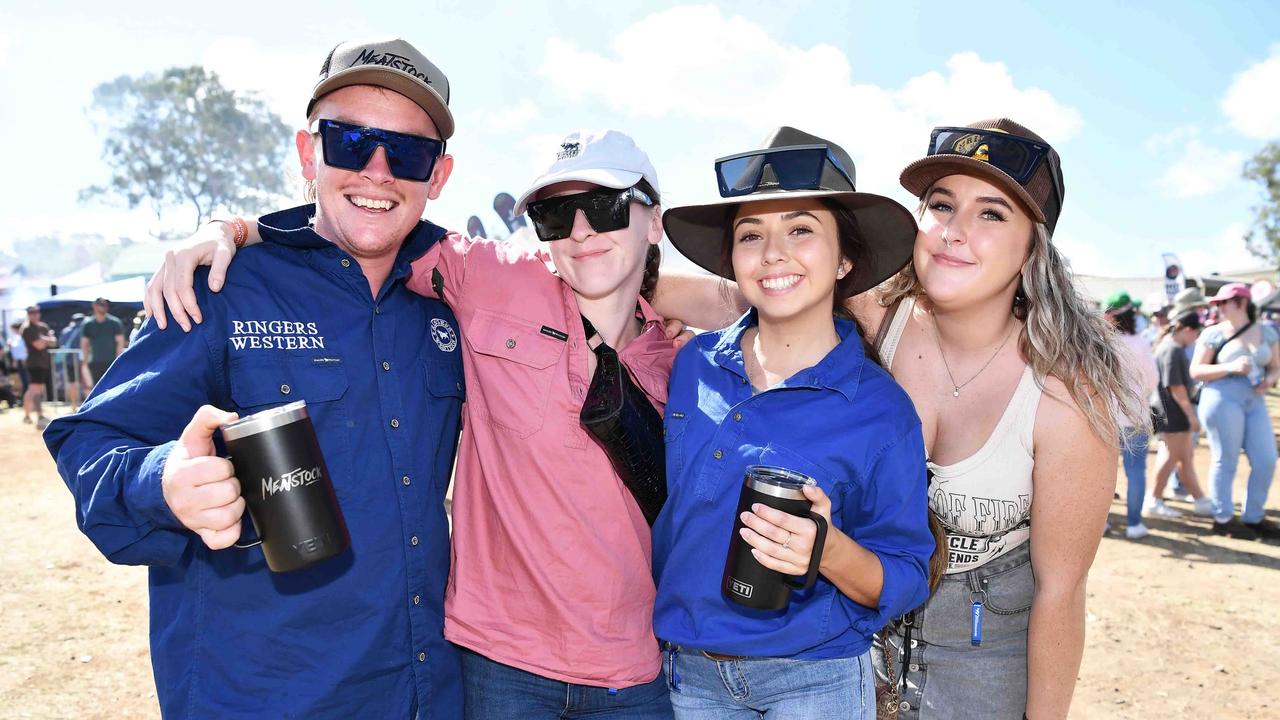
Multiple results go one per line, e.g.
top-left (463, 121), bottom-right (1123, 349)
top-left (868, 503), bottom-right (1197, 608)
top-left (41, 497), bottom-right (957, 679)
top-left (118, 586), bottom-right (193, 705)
top-left (875, 541), bottom-right (1034, 720)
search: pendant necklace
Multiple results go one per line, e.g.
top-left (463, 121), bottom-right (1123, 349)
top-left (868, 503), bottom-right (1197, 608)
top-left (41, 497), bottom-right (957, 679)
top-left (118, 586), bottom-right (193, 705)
top-left (932, 315), bottom-right (1017, 398)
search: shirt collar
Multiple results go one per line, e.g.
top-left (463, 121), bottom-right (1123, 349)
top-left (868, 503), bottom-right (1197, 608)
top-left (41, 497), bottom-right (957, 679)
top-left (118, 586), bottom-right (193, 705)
top-left (707, 308), bottom-right (866, 401)
top-left (258, 204), bottom-right (447, 264)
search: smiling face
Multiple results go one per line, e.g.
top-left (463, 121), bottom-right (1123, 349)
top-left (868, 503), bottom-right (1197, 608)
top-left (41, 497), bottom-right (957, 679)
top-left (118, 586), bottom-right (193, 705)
top-left (297, 85), bottom-right (453, 264)
top-left (912, 173), bottom-right (1035, 311)
top-left (543, 181), bottom-right (661, 303)
top-left (729, 198), bottom-right (850, 324)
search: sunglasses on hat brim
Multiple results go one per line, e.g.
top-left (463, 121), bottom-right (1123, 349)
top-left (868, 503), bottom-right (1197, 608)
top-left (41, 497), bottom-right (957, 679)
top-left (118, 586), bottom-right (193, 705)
top-left (928, 128), bottom-right (1064, 214)
top-left (714, 144), bottom-right (854, 198)
top-left (526, 186), bottom-right (655, 242)
top-left (317, 119), bottom-right (445, 182)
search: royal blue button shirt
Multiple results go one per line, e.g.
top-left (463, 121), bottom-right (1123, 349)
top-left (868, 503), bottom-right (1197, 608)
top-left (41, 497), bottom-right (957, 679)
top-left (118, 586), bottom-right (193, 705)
top-left (652, 311), bottom-right (933, 659)
top-left (44, 205), bottom-right (465, 719)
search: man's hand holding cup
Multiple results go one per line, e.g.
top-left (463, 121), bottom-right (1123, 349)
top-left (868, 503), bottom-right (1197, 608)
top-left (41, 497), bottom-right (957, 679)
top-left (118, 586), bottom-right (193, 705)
top-left (162, 405), bottom-right (245, 549)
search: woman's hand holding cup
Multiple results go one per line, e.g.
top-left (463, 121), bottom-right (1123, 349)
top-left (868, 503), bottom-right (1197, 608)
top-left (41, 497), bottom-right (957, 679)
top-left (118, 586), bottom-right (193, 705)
top-left (739, 483), bottom-right (836, 577)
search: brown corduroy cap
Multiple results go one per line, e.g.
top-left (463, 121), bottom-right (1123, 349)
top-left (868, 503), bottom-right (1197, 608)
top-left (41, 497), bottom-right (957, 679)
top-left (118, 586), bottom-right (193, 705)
top-left (900, 118), bottom-right (1064, 233)
top-left (307, 37), bottom-right (454, 139)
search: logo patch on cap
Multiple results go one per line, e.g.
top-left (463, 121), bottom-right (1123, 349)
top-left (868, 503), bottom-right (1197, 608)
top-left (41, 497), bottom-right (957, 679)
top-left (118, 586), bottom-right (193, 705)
top-left (557, 141), bottom-right (581, 160)
top-left (350, 48), bottom-right (432, 84)
top-left (951, 133), bottom-right (983, 157)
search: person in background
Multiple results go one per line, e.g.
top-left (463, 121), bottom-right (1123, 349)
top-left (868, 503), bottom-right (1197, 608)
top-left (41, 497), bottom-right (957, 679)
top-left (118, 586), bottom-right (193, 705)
top-left (1166, 287), bottom-right (1208, 501)
top-left (1141, 297), bottom-right (1170, 346)
top-left (7, 320), bottom-right (30, 422)
top-left (1190, 282), bottom-right (1280, 540)
top-left (79, 297), bottom-right (125, 389)
top-left (20, 305), bottom-right (56, 429)
top-left (1141, 308), bottom-right (1214, 539)
top-left (1105, 292), bottom-right (1162, 527)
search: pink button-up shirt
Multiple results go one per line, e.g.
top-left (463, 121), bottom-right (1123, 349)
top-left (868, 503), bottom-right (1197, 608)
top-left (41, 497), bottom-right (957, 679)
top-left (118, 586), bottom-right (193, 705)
top-left (405, 234), bottom-right (675, 687)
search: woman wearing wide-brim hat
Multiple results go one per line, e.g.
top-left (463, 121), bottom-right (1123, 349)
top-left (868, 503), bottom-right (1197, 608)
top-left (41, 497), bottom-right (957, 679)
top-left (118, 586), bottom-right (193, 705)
top-left (850, 118), bottom-right (1151, 719)
top-left (651, 127), bottom-right (936, 719)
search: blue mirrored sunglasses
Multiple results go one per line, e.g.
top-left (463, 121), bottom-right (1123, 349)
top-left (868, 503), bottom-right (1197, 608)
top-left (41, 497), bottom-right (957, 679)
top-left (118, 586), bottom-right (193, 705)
top-left (317, 119), bottom-right (445, 182)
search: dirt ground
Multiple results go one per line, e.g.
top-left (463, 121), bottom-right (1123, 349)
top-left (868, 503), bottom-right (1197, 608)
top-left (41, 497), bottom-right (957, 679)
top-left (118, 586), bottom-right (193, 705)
top-left (2, 404), bottom-right (1279, 719)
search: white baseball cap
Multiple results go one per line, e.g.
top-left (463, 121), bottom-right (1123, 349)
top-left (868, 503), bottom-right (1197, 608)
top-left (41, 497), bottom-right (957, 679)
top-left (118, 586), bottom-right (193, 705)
top-left (513, 130), bottom-right (660, 215)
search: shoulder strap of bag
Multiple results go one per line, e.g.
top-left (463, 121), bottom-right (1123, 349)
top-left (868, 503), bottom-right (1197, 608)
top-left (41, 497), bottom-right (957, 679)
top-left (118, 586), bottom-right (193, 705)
top-left (1210, 320), bottom-right (1255, 364)
top-left (873, 297), bottom-right (906, 350)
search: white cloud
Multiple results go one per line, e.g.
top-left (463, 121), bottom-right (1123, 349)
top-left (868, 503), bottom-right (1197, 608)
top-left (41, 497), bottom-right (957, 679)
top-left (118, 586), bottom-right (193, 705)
top-left (0, 26), bottom-right (11, 70)
top-left (1144, 125), bottom-right (1199, 153)
top-left (1181, 222), bottom-right (1262, 276)
top-left (1153, 138), bottom-right (1245, 198)
top-left (1053, 233), bottom-right (1108, 276)
top-left (202, 37), bottom-right (315, 126)
top-left (537, 5), bottom-right (1082, 197)
top-left (1222, 44), bottom-right (1280, 140)
top-left (462, 98), bottom-right (541, 134)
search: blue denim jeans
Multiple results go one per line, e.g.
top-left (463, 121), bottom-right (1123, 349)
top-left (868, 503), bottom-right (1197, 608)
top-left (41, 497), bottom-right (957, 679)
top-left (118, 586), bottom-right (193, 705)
top-left (663, 645), bottom-right (874, 719)
top-left (459, 646), bottom-right (673, 719)
top-left (875, 542), bottom-right (1033, 719)
top-left (1199, 379), bottom-right (1277, 524)
top-left (1122, 431), bottom-right (1150, 526)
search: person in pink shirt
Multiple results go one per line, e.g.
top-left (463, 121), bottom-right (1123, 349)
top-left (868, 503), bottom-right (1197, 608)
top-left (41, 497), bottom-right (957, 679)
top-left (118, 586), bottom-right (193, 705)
top-left (145, 130), bottom-right (733, 718)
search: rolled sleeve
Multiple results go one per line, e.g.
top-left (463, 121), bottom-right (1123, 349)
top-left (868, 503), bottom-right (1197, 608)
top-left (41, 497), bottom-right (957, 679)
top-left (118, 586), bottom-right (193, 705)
top-left (846, 426), bottom-right (933, 633)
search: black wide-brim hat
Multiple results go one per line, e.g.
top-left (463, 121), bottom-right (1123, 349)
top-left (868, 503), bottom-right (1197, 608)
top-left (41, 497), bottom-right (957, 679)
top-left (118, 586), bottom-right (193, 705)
top-left (664, 126), bottom-right (917, 296)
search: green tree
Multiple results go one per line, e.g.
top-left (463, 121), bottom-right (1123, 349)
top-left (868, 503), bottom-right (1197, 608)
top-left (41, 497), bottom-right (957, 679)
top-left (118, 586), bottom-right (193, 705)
top-left (1244, 141), bottom-right (1280, 263)
top-left (81, 66), bottom-right (291, 233)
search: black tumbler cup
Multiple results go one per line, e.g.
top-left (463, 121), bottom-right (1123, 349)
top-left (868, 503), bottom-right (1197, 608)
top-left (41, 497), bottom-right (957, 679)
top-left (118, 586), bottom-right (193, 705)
top-left (722, 465), bottom-right (829, 610)
top-left (221, 400), bottom-right (350, 572)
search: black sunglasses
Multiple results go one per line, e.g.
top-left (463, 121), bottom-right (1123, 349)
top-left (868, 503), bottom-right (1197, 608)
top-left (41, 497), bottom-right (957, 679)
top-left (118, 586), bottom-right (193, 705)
top-left (526, 186), bottom-right (655, 242)
top-left (317, 119), bottom-right (445, 182)
top-left (714, 144), bottom-right (855, 198)
top-left (928, 127), bottom-right (1064, 206)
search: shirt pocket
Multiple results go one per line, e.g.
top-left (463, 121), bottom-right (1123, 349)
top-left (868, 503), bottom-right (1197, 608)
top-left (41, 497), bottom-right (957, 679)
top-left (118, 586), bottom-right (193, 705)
top-left (758, 443), bottom-right (844, 517)
top-left (423, 358), bottom-right (465, 401)
top-left (463, 308), bottom-right (566, 438)
top-left (227, 356), bottom-right (353, 486)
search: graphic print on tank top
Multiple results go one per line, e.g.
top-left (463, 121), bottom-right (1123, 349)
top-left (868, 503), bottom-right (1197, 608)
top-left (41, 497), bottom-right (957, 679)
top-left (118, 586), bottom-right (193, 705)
top-left (878, 297), bottom-right (1040, 573)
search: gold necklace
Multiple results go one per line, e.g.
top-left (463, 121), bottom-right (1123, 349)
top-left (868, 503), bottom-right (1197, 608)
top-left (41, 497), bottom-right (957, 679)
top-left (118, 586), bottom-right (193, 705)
top-left (932, 315), bottom-right (1017, 398)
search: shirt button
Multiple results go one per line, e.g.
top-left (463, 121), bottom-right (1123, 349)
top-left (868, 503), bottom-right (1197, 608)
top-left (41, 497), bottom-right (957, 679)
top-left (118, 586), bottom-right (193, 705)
top-left (740, 377), bottom-right (747, 385)
top-left (506, 338), bottom-right (517, 349)
top-left (341, 259), bottom-right (351, 268)
top-left (418, 652), bottom-right (426, 662)
top-left (413, 594), bottom-right (421, 605)
top-left (713, 449), bottom-right (723, 460)
top-left (410, 535), bottom-right (419, 546)
top-left (733, 412), bottom-right (742, 422)
top-left (382, 361), bottom-right (391, 371)
top-left (402, 475), bottom-right (411, 486)
top-left (909, 663), bottom-right (919, 672)
top-left (280, 384), bottom-right (291, 395)
top-left (375, 307), bottom-right (381, 315)
top-left (390, 418), bottom-right (400, 428)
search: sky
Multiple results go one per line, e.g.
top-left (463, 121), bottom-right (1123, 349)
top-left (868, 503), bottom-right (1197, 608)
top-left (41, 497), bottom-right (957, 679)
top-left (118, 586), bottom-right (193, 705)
top-left (1, 0), bottom-right (1278, 286)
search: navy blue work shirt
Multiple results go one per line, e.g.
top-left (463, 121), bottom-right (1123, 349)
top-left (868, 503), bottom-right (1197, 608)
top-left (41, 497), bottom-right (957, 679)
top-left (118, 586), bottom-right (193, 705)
top-left (652, 311), bottom-right (933, 659)
top-left (44, 205), bottom-right (465, 719)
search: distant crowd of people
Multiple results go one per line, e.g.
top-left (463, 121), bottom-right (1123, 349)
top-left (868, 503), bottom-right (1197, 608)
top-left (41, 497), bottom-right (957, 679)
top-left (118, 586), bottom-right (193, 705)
top-left (1, 298), bottom-right (142, 428)
top-left (1109, 284), bottom-right (1280, 541)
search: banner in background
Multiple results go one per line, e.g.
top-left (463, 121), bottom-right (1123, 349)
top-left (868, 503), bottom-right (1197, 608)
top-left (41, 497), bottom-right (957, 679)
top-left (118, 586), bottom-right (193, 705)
top-left (1161, 253), bottom-right (1186, 302)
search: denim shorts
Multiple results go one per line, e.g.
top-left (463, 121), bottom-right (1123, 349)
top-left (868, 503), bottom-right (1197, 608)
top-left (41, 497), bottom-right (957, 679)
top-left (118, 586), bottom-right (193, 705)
top-left (875, 541), bottom-right (1033, 720)
top-left (663, 644), bottom-right (875, 719)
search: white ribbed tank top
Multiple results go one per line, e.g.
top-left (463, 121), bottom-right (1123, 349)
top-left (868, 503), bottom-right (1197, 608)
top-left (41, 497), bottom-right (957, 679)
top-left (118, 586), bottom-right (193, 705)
top-left (881, 297), bottom-right (1041, 573)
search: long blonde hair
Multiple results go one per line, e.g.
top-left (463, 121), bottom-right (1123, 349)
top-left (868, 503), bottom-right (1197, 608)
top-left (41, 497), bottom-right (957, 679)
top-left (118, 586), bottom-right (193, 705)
top-left (880, 215), bottom-right (1151, 446)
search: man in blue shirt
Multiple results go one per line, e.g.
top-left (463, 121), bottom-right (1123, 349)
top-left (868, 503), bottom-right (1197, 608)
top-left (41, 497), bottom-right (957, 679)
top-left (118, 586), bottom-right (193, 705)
top-left (44, 37), bottom-right (465, 719)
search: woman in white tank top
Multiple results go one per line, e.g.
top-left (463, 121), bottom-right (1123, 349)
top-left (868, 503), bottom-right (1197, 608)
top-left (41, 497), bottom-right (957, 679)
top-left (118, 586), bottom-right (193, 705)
top-left (852, 119), bottom-right (1150, 720)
